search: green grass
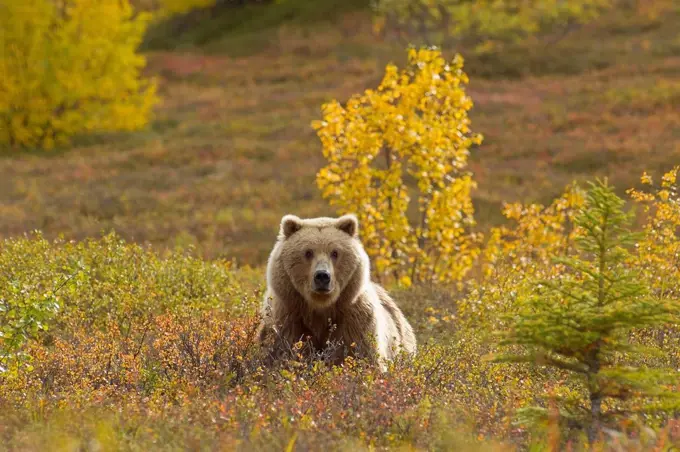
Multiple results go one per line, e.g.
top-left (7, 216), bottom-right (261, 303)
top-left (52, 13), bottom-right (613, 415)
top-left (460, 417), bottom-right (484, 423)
top-left (1, 1), bottom-right (680, 266)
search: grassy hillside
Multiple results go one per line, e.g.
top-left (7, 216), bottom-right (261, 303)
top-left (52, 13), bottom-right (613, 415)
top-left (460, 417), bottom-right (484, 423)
top-left (1, 1), bottom-right (679, 266)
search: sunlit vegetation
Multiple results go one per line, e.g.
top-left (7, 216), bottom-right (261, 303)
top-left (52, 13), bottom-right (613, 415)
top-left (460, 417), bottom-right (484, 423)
top-left (2, 0), bottom-right (680, 449)
top-left (0, 0), bottom-right (157, 149)
top-left (315, 48), bottom-right (481, 287)
top-left (2, 169), bottom-right (679, 449)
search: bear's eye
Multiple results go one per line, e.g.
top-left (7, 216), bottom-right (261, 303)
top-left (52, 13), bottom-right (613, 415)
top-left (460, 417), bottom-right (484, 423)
top-left (304, 249), bottom-right (314, 260)
top-left (330, 250), bottom-right (339, 260)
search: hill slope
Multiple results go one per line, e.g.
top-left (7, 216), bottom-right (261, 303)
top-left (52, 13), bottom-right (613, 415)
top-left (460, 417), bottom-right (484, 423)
top-left (1, 1), bottom-right (679, 265)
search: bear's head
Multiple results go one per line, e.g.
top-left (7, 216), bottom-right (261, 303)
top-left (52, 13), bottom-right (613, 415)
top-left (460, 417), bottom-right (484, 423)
top-left (267, 214), bottom-right (370, 310)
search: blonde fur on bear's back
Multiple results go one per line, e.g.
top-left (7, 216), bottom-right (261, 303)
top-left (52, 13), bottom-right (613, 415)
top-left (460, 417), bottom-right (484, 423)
top-left (258, 214), bottom-right (416, 366)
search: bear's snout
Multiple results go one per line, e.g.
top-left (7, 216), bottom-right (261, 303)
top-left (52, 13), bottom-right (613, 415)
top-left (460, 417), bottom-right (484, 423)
top-left (313, 270), bottom-right (332, 292)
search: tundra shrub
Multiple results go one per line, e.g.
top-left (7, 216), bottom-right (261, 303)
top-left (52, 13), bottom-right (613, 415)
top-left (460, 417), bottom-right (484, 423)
top-left (0, 0), bottom-right (157, 149)
top-left (629, 167), bottom-right (680, 368)
top-left (314, 47), bottom-right (482, 287)
top-left (2, 173), bottom-right (680, 449)
top-left (0, 232), bottom-right (255, 375)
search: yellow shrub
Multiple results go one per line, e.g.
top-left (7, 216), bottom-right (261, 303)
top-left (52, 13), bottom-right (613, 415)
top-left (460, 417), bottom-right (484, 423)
top-left (0, 0), bottom-right (157, 149)
top-left (629, 167), bottom-right (680, 300)
top-left (484, 183), bottom-right (585, 277)
top-left (313, 47), bottom-right (483, 287)
top-left (459, 184), bottom-right (585, 331)
top-left (629, 168), bottom-right (680, 366)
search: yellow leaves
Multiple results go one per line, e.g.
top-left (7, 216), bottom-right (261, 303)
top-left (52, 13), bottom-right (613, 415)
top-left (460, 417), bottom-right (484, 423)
top-left (463, 182), bottom-right (588, 329)
top-left (661, 166), bottom-right (679, 188)
top-left (491, 183), bottom-right (586, 270)
top-left (629, 168), bottom-right (680, 306)
top-left (314, 47), bottom-right (481, 285)
top-left (398, 275), bottom-right (412, 288)
top-left (501, 203), bottom-right (524, 221)
top-left (0, 0), bottom-right (157, 149)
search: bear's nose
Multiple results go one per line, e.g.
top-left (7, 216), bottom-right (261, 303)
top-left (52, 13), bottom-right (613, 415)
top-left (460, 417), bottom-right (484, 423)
top-left (314, 270), bottom-right (331, 289)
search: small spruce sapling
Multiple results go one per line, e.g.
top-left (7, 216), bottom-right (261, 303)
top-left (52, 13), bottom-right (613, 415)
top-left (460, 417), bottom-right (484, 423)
top-left (494, 180), bottom-right (679, 444)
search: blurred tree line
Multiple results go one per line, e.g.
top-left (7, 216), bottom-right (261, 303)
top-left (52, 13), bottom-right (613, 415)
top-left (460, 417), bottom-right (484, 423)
top-left (372, 0), bottom-right (613, 51)
top-left (3, 0), bottom-right (671, 150)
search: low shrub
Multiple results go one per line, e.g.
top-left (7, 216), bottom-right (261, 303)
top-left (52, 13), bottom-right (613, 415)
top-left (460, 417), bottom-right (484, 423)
top-left (2, 170), bottom-right (680, 449)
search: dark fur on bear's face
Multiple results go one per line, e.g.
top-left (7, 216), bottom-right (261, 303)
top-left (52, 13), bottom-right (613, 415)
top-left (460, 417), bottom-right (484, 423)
top-left (271, 215), bottom-right (368, 310)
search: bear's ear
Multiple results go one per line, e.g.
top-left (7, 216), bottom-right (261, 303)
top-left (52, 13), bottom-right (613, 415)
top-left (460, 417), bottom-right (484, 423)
top-left (336, 214), bottom-right (358, 237)
top-left (280, 215), bottom-right (303, 239)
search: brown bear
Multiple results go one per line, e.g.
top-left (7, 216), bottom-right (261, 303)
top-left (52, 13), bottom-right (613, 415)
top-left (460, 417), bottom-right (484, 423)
top-left (257, 214), bottom-right (416, 366)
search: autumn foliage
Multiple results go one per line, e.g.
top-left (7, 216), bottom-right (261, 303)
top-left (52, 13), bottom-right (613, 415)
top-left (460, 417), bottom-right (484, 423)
top-left (372, 0), bottom-right (614, 49)
top-left (0, 0), bottom-right (157, 149)
top-left (495, 180), bottom-right (679, 445)
top-left (314, 48), bottom-right (482, 287)
top-left (2, 32), bottom-right (680, 448)
top-left (2, 168), bottom-right (679, 449)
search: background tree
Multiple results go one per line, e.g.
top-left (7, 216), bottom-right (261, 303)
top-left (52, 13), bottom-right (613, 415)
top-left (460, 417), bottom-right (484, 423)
top-left (0, 0), bottom-right (157, 149)
top-left (372, 0), bottom-right (613, 51)
top-left (314, 47), bottom-right (482, 287)
top-left (494, 180), bottom-right (679, 445)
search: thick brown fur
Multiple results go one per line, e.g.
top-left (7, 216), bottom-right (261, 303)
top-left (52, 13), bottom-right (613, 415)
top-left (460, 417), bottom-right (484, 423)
top-left (257, 214), bottom-right (416, 366)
